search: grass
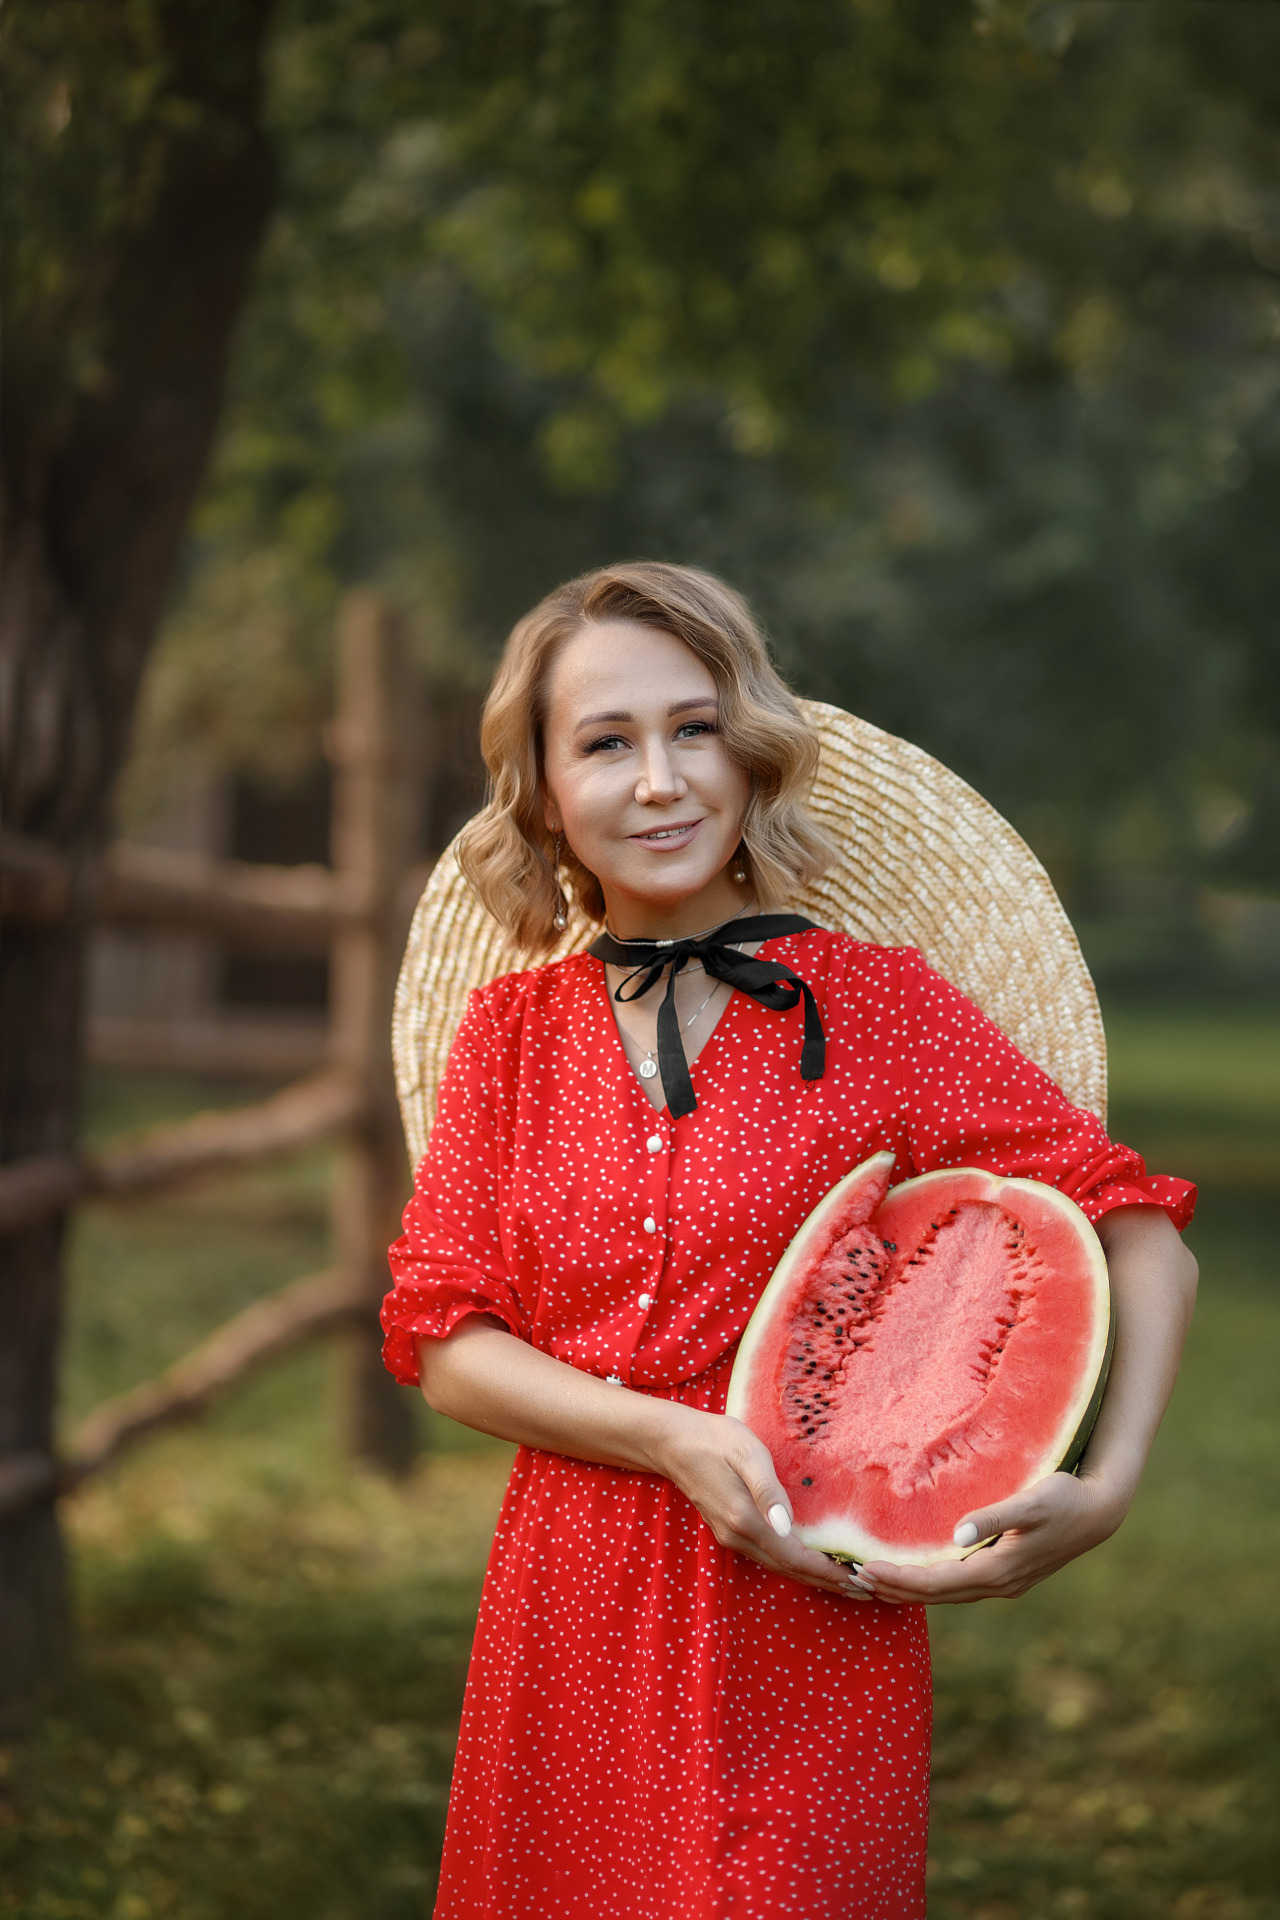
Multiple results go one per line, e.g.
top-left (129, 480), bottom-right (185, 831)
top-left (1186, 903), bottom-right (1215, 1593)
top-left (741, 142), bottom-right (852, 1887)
top-left (1, 1011), bottom-right (1278, 1918)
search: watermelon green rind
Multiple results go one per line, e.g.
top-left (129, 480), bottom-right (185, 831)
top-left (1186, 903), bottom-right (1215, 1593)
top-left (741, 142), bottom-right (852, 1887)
top-left (1058, 1296), bottom-right (1116, 1477)
top-left (727, 1157), bottom-right (1113, 1569)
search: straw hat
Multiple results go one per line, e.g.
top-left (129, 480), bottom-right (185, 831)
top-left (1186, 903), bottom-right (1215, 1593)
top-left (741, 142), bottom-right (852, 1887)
top-left (393, 699), bottom-right (1106, 1167)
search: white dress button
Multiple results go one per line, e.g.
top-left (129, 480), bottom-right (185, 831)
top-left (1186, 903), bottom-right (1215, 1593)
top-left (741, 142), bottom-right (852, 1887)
top-left (638, 1293), bottom-right (652, 1310)
top-left (646, 1134), bottom-right (662, 1153)
top-left (643, 1216), bottom-right (657, 1235)
top-left (606, 1374), bottom-right (623, 1386)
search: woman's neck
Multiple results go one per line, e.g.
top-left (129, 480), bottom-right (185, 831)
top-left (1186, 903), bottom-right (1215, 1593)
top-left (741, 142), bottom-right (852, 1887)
top-left (602, 882), bottom-right (755, 944)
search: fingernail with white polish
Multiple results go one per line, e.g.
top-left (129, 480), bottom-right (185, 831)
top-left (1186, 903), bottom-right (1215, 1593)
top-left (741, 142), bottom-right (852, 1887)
top-left (767, 1503), bottom-right (792, 1538)
top-left (953, 1521), bottom-right (980, 1548)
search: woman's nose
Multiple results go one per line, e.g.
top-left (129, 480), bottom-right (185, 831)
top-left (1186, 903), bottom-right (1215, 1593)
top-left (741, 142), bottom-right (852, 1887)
top-left (635, 740), bottom-right (685, 804)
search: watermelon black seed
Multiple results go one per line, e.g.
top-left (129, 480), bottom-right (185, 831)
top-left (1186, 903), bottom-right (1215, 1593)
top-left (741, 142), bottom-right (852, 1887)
top-left (882, 1241), bottom-right (896, 1251)
top-left (802, 1477), bottom-right (813, 1486)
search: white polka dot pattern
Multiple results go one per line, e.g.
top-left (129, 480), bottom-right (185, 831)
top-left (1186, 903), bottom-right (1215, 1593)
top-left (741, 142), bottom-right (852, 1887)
top-left (382, 932), bottom-right (1194, 1918)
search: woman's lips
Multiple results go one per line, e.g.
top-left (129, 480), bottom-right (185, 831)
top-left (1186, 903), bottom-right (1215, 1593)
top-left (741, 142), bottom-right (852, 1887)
top-left (629, 819), bottom-right (703, 850)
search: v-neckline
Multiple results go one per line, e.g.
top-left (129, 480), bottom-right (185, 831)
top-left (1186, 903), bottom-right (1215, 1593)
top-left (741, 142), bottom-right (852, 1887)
top-left (591, 940), bottom-right (778, 1118)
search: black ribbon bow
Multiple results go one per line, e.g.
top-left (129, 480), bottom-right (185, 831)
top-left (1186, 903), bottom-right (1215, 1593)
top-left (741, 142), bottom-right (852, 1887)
top-left (588, 914), bottom-right (825, 1118)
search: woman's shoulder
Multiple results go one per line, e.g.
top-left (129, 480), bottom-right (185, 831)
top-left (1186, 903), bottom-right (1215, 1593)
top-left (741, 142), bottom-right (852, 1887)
top-left (467, 950), bottom-right (599, 1032)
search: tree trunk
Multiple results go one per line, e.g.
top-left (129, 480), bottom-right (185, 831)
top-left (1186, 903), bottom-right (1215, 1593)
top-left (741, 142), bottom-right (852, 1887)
top-left (0, 0), bottom-right (276, 1731)
top-left (0, 925), bottom-right (81, 1729)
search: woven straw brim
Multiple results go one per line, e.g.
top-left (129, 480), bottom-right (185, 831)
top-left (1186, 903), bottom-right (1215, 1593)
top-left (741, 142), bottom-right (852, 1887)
top-left (393, 699), bottom-right (1106, 1168)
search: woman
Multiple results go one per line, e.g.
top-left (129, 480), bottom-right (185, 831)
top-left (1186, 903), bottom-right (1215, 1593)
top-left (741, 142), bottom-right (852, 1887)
top-left (381, 562), bottom-right (1197, 1920)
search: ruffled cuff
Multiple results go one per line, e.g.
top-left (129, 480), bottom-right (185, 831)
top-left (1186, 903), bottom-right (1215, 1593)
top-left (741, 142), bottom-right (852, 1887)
top-left (380, 1283), bottom-right (524, 1387)
top-left (1069, 1167), bottom-right (1197, 1236)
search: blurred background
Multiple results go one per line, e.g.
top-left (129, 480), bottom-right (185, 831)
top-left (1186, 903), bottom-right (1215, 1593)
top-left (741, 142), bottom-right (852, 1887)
top-left (1, 2), bottom-right (1278, 1916)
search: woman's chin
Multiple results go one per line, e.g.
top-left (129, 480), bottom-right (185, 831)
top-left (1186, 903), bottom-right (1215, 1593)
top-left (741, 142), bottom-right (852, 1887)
top-left (603, 865), bottom-right (742, 917)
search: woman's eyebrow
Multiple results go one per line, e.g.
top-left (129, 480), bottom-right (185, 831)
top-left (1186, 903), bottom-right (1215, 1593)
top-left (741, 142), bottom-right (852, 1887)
top-left (573, 695), bottom-right (718, 731)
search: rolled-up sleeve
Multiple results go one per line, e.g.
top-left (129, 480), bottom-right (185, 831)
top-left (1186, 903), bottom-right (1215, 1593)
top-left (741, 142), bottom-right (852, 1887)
top-left (898, 951), bottom-right (1196, 1233)
top-left (381, 991), bottom-right (527, 1387)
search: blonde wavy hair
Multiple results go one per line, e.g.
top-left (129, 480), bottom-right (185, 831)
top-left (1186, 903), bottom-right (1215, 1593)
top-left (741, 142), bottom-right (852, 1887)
top-left (456, 561), bottom-right (837, 952)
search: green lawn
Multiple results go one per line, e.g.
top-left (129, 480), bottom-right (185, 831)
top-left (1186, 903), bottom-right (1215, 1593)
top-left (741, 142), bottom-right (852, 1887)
top-left (1104, 1008), bottom-right (1280, 1190)
top-left (1, 1011), bottom-right (1278, 1919)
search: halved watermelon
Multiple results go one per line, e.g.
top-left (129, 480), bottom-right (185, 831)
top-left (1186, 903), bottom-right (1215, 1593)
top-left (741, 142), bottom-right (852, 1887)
top-left (725, 1154), bottom-right (1112, 1566)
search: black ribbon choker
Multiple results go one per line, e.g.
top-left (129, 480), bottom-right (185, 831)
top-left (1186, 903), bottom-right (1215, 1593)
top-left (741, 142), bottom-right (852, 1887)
top-left (588, 914), bottom-right (825, 1118)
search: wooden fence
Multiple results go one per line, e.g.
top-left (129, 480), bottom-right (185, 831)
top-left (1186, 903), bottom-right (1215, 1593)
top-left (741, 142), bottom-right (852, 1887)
top-left (0, 593), bottom-right (427, 1520)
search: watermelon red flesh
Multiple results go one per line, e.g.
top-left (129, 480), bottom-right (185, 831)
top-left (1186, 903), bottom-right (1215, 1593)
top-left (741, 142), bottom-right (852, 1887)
top-left (725, 1155), bottom-right (1111, 1567)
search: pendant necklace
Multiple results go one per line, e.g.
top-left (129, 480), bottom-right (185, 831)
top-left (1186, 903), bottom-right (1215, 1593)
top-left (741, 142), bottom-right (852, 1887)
top-left (607, 900), bottom-right (755, 1082)
top-left (632, 974), bottom-right (727, 1080)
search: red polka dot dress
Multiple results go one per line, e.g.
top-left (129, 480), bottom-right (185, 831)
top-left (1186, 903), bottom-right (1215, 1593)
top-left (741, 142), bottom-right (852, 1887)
top-left (382, 931), bottom-right (1194, 1920)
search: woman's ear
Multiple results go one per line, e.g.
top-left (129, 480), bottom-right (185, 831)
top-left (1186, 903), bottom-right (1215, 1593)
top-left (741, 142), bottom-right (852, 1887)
top-left (540, 782), bottom-right (561, 836)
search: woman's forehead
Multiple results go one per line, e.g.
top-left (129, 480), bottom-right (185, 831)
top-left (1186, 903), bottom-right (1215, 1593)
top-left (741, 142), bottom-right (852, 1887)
top-left (546, 621), bottom-right (714, 718)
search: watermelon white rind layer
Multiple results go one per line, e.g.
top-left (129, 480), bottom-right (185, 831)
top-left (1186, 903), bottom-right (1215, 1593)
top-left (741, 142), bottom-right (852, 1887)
top-left (726, 1157), bottom-right (1112, 1569)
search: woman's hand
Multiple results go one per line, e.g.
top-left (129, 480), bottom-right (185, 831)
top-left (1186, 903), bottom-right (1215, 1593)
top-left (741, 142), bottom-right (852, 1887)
top-left (651, 1405), bottom-right (875, 1600)
top-left (857, 1467), bottom-right (1126, 1605)
top-left (421, 1317), bottom-right (873, 1598)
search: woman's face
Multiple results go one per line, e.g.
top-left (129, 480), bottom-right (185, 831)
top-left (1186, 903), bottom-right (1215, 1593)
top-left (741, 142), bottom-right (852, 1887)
top-left (541, 620), bottom-right (751, 937)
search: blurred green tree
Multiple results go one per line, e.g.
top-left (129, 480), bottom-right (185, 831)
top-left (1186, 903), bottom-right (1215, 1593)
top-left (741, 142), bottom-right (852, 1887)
top-left (149, 0), bottom-right (1280, 924)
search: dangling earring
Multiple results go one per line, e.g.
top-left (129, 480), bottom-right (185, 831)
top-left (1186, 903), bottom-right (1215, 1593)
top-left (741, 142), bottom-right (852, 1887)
top-left (733, 845), bottom-right (748, 884)
top-left (552, 832), bottom-right (569, 932)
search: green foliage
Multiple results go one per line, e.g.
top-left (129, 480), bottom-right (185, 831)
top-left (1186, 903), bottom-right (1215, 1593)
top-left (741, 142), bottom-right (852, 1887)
top-left (260, 0), bottom-right (1275, 451)
top-left (103, 0), bottom-right (1280, 918)
top-left (1, 0), bottom-right (171, 403)
top-left (0, 0), bottom-right (270, 422)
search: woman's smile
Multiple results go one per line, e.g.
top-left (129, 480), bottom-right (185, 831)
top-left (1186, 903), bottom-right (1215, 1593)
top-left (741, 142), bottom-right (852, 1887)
top-left (629, 818), bottom-right (703, 849)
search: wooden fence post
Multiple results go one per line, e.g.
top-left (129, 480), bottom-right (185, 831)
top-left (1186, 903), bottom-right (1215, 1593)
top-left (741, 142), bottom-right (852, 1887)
top-left (328, 592), bottom-right (420, 1474)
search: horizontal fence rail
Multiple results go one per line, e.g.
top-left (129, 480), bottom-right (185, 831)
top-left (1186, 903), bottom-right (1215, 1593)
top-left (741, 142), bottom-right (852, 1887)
top-left (0, 1269), bottom-right (369, 1521)
top-left (0, 1070), bottom-right (367, 1237)
top-left (1, 831), bottom-right (372, 950)
top-left (86, 1014), bottom-right (330, 1080)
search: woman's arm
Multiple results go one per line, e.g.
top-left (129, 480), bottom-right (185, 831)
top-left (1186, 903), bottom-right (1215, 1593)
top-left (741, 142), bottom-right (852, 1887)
top-left (857, 1203), bottom-right (1199, 1604)
top-left (419, 1318), bottom-right (874, 1600)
